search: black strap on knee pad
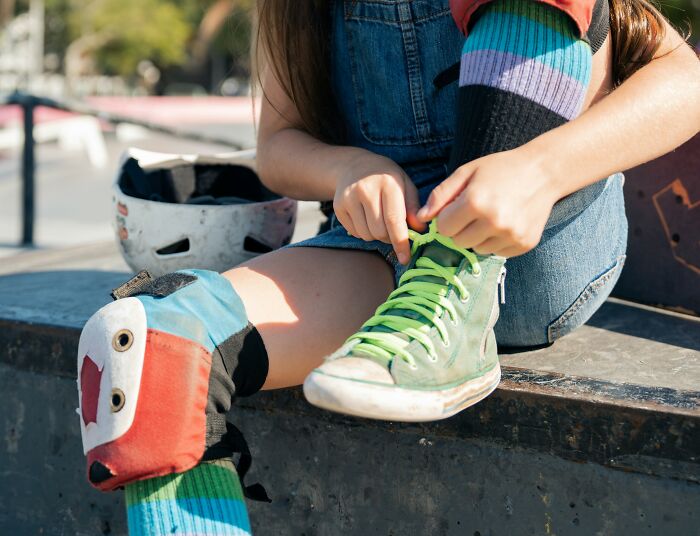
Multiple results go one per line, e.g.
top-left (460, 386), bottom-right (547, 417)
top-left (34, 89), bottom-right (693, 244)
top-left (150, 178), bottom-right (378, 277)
top-left (203, 421), bottom-right (272, 502)
top-left (203, 323), bottom-right (271, 502)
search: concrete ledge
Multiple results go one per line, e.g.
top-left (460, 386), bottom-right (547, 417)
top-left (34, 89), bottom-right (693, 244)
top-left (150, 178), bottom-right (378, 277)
top-left (1, 266), bottom-right (698, 482)
top-left (1, 243), bottom-right (699, 534)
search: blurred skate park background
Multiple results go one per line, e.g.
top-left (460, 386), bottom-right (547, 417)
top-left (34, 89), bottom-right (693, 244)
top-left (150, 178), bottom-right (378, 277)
top-left (0, 1), bottom-right (699, 535)
top-left (0, 0), bottom-right (327, 259)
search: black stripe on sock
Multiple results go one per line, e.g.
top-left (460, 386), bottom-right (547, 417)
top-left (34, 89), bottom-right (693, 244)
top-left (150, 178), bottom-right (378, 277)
top-left (448, 85), bottom-right (568, 172)
top-left (586, 0), bottom-right (610, 54)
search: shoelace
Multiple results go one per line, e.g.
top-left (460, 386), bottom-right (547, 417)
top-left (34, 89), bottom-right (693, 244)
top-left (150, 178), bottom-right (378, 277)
top-left (347, 221), bottom-right (480, 368)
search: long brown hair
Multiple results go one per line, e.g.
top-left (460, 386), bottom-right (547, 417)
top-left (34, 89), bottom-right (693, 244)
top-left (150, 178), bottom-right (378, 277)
top-left (255, 0), bottom-right (672, 141)
top-left (254, 0), bottom-right (340, 142)
top-left (609, 0), bottom-right (669, 87)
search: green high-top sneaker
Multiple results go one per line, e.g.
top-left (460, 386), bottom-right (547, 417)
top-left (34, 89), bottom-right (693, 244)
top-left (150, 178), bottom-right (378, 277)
top-left (303, 221), bottom-right (506, 422)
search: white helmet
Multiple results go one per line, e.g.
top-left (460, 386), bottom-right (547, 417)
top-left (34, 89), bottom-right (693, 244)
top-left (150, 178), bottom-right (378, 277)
top-left (113, 148), bottom-right (297, 276)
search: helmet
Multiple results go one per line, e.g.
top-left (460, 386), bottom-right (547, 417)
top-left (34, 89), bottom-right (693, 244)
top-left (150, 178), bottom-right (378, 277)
top-left (113, 148), bottom-right (297, 276)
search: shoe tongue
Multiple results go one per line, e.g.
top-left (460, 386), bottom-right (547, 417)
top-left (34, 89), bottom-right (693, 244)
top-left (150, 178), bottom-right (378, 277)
top-left (419, 242), bottom-right (464, 269)
top-left (357, 241), bottom-right (463, 354)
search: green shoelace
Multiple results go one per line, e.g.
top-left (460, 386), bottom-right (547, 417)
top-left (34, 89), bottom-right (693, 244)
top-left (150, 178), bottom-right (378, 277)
top-left (347, 221), bottom-right (480, 368)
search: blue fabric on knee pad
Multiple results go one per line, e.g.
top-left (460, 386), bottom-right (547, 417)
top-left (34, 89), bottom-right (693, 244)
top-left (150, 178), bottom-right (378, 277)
top-left (137, 269), bottom-right (248, 352)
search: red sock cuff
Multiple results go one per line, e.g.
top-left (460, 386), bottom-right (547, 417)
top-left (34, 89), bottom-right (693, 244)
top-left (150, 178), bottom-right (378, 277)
top-left (450, 0), bottom-right (596, 38)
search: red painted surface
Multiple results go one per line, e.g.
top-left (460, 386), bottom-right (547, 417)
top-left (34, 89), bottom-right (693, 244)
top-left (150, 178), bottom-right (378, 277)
top-left (0, 96), bottom-right (257, 127)
top-left (86, 329), bottom-right (212, 491)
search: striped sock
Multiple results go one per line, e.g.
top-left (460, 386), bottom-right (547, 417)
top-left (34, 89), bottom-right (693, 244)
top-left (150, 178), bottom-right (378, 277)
top-left (448, 0), bottom-right (593, 171)
top-left (125, 460), bottom-right (252, 536)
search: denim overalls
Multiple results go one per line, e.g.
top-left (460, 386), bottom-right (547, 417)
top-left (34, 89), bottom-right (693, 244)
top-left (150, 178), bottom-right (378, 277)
top-left (291, 0), bottom-right (628, 347)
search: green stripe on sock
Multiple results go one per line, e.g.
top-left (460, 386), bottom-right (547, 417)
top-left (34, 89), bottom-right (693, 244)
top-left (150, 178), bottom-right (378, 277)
top-left (125, 460), bottom-right (245, 507)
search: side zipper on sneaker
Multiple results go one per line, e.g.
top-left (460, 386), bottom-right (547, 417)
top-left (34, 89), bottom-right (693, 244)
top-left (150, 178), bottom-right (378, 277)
top-left (498, 265), bottom-right (507, 304)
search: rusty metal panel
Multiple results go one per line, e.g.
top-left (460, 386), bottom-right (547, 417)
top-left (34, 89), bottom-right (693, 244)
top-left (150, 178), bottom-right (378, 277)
top-left (613, 134), bottom-right (700, 315)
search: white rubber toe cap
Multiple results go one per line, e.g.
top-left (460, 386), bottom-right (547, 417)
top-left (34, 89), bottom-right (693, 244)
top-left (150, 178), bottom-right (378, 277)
top-left (312, 357), bottom-right (394, 384)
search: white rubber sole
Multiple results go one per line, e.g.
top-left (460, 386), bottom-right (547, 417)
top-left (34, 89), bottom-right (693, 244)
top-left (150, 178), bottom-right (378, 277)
top-left (303, 363), bottom-right (501, 422)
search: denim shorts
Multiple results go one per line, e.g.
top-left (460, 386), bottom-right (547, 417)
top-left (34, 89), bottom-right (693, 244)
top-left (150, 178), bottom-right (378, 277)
top-left (287, 0), bottom-right (628, 347)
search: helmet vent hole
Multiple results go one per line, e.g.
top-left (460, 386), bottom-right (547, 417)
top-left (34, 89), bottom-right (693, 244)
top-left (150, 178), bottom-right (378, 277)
top-left (156, 238), bottom-right (191, 256)
top-left (244, 236), bottom-right (273, 254)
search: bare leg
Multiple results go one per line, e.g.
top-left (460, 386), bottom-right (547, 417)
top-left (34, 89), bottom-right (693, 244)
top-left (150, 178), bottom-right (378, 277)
top-left (223, 247), bottom-right (394, 389)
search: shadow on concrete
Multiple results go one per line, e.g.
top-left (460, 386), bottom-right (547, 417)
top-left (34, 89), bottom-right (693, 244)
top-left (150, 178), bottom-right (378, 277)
top-left (587, 300), bottom-right (700, 352)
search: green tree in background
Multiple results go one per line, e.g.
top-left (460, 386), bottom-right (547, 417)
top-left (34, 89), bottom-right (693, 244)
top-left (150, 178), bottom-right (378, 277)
top-left (71, 0), bottom-right (190, 75)
top-left (36, 0), bottom-right (253, 78)
top-left (661, 0), bottom-right (700, 40)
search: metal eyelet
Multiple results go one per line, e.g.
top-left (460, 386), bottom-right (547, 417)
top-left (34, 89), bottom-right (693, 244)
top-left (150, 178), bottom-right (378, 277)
top-left (112, 329), bottom-right (133, 352)
top-left (460, 293), bottom-right (470, 303)
top-left (472, 267), bottom-right (481, 277)
top-left (110, 388), bottom-right (125, 412)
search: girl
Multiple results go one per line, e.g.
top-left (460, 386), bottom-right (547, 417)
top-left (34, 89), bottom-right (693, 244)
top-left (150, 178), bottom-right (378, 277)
top-left (78, 1), bottom-right (700, 533)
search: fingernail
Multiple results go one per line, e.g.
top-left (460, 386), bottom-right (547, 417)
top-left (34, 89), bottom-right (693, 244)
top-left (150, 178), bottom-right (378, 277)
top-left (416, 208), bottom-right (427, 219)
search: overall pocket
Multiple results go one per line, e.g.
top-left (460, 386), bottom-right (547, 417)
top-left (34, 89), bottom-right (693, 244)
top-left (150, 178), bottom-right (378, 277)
top-left (344, 0), bottom-right (461, 146)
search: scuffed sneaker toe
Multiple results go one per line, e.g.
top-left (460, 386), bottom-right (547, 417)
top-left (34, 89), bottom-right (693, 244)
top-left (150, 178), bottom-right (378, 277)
top-left (303, 357), bottom-right (398, 418)
top-left (312, 357), bottom-right (394, 385)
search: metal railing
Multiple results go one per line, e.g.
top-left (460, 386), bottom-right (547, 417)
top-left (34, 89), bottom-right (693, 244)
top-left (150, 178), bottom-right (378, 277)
top-left (2, 91), bottom-right (248, 246)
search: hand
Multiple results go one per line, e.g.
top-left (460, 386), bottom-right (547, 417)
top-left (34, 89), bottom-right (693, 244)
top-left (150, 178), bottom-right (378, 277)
top-left (333, 152), bottom-right (425, 264)
top-left (416, 148), bottom-right (560, 258)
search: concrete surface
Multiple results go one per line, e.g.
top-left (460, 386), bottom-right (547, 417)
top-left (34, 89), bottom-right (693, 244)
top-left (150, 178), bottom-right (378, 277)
top-left (1, 241), bottom-right (699, 535)
top-left (3, 362), bottom-right (699, 536)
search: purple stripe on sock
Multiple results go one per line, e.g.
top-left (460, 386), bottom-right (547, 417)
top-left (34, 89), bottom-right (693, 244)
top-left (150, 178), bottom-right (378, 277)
top-left (459, 50), bottom-right (585, 120)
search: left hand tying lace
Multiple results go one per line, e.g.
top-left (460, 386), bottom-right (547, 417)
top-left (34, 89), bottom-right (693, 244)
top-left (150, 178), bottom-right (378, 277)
top-left (416, 148), bottom-right (561, 258)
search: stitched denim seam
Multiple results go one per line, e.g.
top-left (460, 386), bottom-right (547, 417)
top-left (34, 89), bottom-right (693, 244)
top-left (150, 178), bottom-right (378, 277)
top-left (547, 255), bottom-right (626, 342)
top-left (346, 9), bottom-right (453, 25)
top-left (345, 2), bottom-right (451, 24)
top-left (398, 2), bottom-right (431, 141)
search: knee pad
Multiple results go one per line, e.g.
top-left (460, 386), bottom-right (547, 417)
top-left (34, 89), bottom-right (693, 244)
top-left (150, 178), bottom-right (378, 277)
top-left (77, 269), bottom-right (268, 498)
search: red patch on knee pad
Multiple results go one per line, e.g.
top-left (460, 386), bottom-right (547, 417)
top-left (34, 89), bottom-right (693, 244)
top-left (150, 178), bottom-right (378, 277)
top-left (87, 329), bottom-right (212, 491)
top-left (450, 0), bottom-right (595, 38)
top-left (80, 356), bottom-right (102, 426)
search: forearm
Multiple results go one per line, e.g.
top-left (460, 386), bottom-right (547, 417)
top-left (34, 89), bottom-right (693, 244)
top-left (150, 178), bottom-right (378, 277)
top-left (257, 127), bottom-right (376, 202)
top-left (526, 45), bottom-right (700, 199)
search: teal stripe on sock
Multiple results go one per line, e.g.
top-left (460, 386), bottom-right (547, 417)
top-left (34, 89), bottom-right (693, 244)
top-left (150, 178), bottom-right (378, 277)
top-left (462, 12), bottom-right (591, 84)
top-left (125, 461), bottom-right (251, 536)
top-left (127, 498), bottom-right (251, 536)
